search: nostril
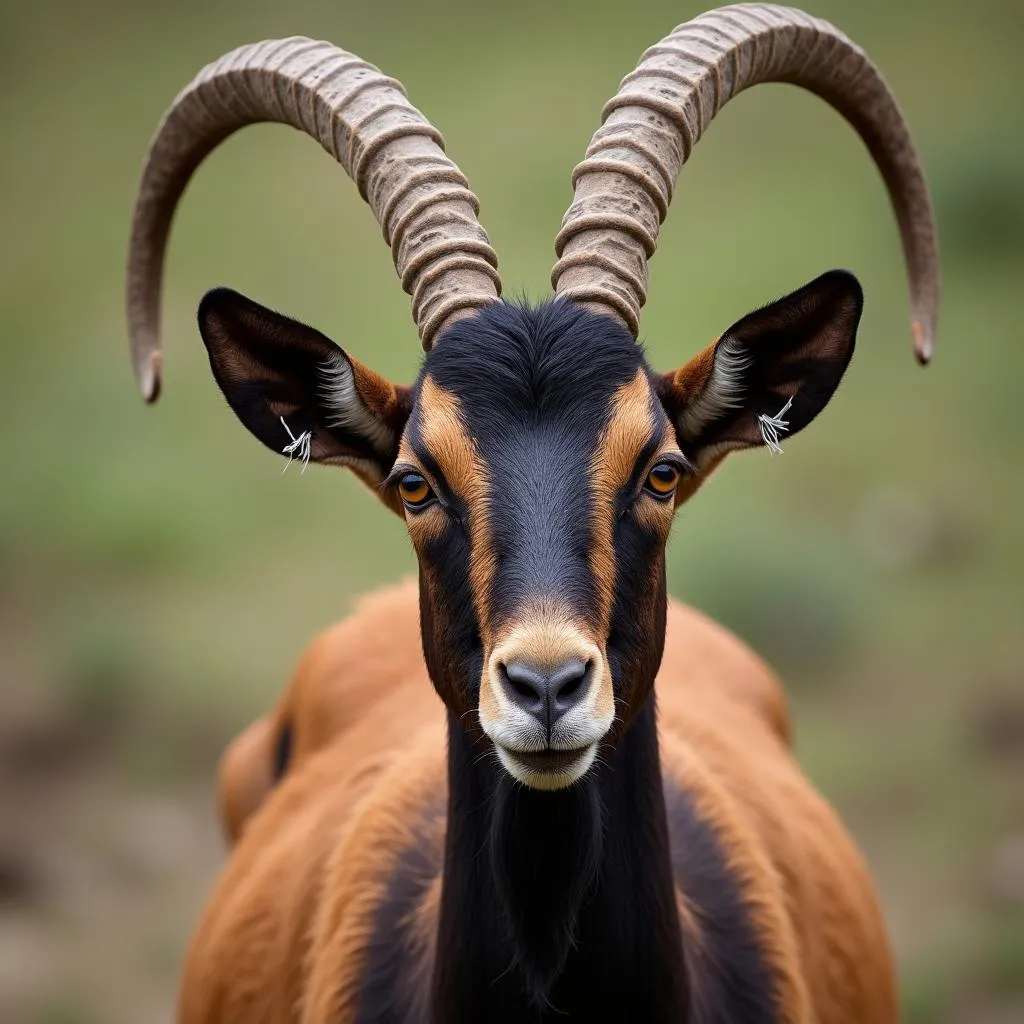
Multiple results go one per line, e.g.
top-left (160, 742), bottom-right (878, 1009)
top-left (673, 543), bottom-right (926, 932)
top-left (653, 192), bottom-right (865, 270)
top-left (500, 662), bottom-right (546, 711)
top-left (499, 659), bottom-right (592, 721)
top-left (548, 659), bottom-right (590, 711)
top-left (556, 659), bottom-right (590, 703)
top-left (505, 667), bottom-right (536, 701)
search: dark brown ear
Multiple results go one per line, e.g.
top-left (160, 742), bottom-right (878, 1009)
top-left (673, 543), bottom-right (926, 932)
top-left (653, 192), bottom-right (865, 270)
top-left (659, 270), bottom-right (862, 481)
top-left (198, 288), bottom-right (411, 509)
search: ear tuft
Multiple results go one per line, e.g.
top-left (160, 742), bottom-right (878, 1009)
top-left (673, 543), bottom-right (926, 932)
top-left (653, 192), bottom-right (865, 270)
top-left (318, 352), bottom-right (400, 454)
top-left (675, 334), bottom-right (752, 441)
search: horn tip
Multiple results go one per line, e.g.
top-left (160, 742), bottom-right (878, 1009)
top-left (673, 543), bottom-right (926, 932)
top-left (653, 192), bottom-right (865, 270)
top-left (139, 350), bottom-right (163, 403)
top-left (911, 319), bottom-right (933, 366)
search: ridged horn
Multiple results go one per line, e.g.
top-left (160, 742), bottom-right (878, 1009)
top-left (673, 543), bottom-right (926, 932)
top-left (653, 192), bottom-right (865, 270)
top-left (127, 37), bottom-right (501, 402)
top-left (551, 3), bottom-right (939, 363)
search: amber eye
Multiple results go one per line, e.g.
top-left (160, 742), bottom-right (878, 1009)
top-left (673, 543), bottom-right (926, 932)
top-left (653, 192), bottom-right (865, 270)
top-left (644, 462), bottom-right (680, 500)
top-left (398, 472), bottom-right (434, 510)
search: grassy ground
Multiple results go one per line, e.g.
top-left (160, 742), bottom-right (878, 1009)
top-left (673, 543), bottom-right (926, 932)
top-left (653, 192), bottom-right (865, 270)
top-left (1, 0), bottom-right (1022, 1020)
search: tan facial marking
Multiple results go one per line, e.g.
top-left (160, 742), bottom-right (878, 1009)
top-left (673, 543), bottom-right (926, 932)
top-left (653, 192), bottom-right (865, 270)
top-left (589, 369), bottom-right (677, 633)
top-left (482, 600), bottom-right (613, 742)
top-left (491, 600), bottom-right (598, 669)
top-left (395, 484), bottom-right (449, 546)
top-left (397, 376), bottom-right (497, 705)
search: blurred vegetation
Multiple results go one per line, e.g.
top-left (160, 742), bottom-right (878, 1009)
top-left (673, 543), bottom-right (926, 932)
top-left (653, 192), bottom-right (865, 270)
top-left (1, 0), bottom-right (1022, 1020)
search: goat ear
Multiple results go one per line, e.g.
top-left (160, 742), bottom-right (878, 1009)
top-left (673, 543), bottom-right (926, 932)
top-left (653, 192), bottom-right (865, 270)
top-left (198, 288), bottom-right (411, 508)
top-left (659, 270), bottom-right (861, 486)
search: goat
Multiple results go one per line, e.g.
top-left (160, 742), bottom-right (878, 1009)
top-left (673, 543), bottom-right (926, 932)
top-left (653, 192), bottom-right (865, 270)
top-left (125, 4), bottom-right (940, 1021)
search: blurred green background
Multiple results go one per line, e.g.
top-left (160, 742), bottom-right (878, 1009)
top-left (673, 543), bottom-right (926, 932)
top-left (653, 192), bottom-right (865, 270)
top-left (1, 0), bottom-right (1022, 1020)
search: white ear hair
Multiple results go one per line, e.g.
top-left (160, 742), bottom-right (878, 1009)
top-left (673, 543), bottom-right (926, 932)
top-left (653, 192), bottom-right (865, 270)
top-left (280, 416), bottom-right (311, 474)
top-left (317, 353), bottom-right (394, 452)
top-left (757, 395), bottom-right (794, 455)
top-left (677, 337), bottom-right (752, 441)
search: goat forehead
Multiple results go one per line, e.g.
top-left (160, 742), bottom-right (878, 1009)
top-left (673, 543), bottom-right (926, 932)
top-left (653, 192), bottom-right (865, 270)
top-left (412, 301), bottom-right (660, 467)
top-left (411, 368), bottom-right (663, 490)
top-left (421, 299), bottom-right (647, 419)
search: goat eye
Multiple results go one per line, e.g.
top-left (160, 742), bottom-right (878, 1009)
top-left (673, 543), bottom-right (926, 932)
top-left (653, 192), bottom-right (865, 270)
top-left (644, 462), bottom-right (680, 500)
top-left (399, 472), bottom-right (434, 510)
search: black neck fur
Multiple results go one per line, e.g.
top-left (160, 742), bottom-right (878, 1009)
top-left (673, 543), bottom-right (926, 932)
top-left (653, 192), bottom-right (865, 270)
top-left (432, 698), bottom-right (689, 1021)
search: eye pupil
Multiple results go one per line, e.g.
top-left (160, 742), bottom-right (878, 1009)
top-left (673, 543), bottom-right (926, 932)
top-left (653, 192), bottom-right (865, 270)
top-left (645, 462), bottom-right (680, 499)
top-left (398, 473), bottom-right (433, 509)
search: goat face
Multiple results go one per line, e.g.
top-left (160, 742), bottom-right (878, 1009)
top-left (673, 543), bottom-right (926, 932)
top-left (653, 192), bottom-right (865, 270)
top-left (198, 269), bottom-right (862, 789)
top-left (398, 301), bottom-right (675, 788)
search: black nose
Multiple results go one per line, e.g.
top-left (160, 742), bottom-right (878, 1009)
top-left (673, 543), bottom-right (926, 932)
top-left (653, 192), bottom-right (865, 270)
top-left (499, 659), bottom-right (590, 732)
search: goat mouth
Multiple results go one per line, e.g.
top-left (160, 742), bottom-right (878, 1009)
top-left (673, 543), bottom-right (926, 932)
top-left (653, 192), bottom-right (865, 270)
top-left (506, 746), bottom-right (591, 772)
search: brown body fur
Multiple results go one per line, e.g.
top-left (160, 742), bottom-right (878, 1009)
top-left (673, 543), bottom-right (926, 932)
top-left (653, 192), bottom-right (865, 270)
top-left (185, 580), bottom-right (895, 1024)
top-left (217, 579), bottom-right (426, 843)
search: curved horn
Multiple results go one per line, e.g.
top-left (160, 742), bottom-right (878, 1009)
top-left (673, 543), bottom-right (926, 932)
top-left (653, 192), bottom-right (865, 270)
top-left (551, 3), bottom-right (939, 363)
top-left (127, 37), bottom-right (501, 402)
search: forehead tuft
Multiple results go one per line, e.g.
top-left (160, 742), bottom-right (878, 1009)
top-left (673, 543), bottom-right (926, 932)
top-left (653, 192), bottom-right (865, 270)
top-left (419, 299), bottom-right (647, 419)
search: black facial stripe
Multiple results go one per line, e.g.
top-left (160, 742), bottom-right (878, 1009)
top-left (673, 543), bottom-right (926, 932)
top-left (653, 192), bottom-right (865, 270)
top-left (608, 504), bottom-right (667, 704)
top-left (418, 516), bottom-right (483, 705)
top-left (484, 426), bottom-right (599, 626)
top-left (423, 300), bottom-right (645, 630)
